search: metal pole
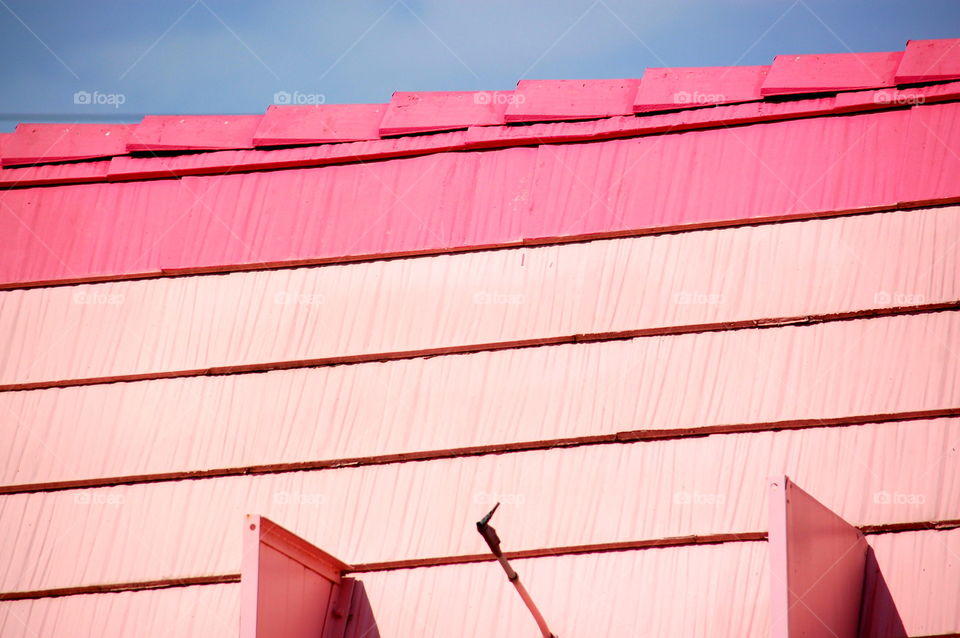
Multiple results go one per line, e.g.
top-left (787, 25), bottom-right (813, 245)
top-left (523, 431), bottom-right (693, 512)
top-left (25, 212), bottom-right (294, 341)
top-left (476, 503), bottom-right (557, 638)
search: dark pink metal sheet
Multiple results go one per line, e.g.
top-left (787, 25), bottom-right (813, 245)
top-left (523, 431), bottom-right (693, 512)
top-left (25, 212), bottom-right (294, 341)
top-left (1, 124), bottom-right (130, 166)
top-left (768, 476), bottom-right (866, 638)
top-left (253, 104), bottom-right (385, 146)
top-left (9, 103), bottom-right (960, 288)
top-left (505, 79), bottom-right (639, 122)
top-left (378, 91), bottom-right (509, 135)
top-left (633, 65), bottom-right (768, 112)
top-left (899, 102), bottom-right (960, 205)
top-left (895, 38), bottom-right (960, 83)
top-left (0, 179), bottom-right (179, 286)
top-left (761, 51), bottom-right (903, 96)
top-left (127, 115), bottom-right (262, 151)
top-left (0, 160), bottom-right (111, 187)
top-left (1, 416), bottom-right (957, 590)
top-left (527, 107), bottom-right (908, 237)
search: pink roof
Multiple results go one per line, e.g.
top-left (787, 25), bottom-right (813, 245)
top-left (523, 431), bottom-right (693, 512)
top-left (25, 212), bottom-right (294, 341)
top-left (2, 38), bottom-right (959, 637)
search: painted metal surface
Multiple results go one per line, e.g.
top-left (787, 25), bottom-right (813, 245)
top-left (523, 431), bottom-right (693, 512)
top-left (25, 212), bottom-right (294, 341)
top-left (632, 65), bottom-right (768, 112)
top-left (5, 103), bottom-right (960, 287)
top-left (378, 91), bottom-right (509, 135)
top-left (1, 417), bottom-right (957, 592)
top-left (2, 310), bottom-right (958, 487)
top-left (768, 476), bottom-right (866, 638)
top-left (3, 204), bottom-right (959, 387)
top-left (0, 159), bottom-right (111, 187)
top-left (505, 79), bottom-right (639, 122)
top-left (127, 115), bottom-right (263, 151)
top-left (253, 104), bottom-right (385, 146)
top-left (900, 102), bottom-right (960, 205)
top-left (241, 515), bottom-right (350, 638)
top-left (895, 38), bottom-right (960, 83)
top-left (761, 51), bottom-right (902, 96)
top-left (1, 528), bottom-right (957, 637)
top-left (1, 123), bottom-right (130, 166)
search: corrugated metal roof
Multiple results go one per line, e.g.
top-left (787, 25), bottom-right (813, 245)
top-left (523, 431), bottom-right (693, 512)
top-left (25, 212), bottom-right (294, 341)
top-left (2, 38), bottom-right (958, 636)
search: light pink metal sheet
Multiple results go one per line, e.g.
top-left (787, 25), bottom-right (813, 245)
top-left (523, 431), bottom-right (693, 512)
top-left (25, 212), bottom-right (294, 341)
top-left (1, 417), bottom-right (956, 591)
top-left (761, 51), bottom-right (903, 96)
top-left (505, 79), bottom-right (639, 122)
top-left (1, 205), bottom-right (958, 387)
top-left (2, 311), bottom-right (958, 486)
top-left (0, 584), bottom-right (240, 638)
top-left (253, 104), bottom-right (385, 145)
top-left (862, 528), bottom-right (960, 637)
top-left (1, 124), bottom-right (130, 166)
top-left (128, 115), bottom-right (262, 151)
top-left (768, 476), bottom-right (866, 638)
top-left (633, 65), bottom-right (768, 112)
top-left (378, 91), bottom-right (509, 135)
top-left (895, 38), bottom-right (960, 83)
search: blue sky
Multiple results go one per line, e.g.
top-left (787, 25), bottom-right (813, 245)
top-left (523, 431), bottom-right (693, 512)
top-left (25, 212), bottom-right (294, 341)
top-left (1, 0), bottom-right (959, 132)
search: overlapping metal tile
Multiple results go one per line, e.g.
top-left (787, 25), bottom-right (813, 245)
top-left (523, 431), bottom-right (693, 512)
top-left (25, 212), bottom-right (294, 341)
top-left (1, 123), bottom-right (130, 166)
top-left (1, 205), bottom-right (957, 387)
top-left (633, 65), bottom-right (768, 112)
top-left (7, 103), bottom-right (960, 288)
top-left (3, 311), bottom-right (957, 487)
top-left (895, 38), bottom-right (960, 83)
top-left (1, 417), bottom-right (957, 591)
top-left (378, 91), bottom-right (509, 135)
top-left (505, 79), bottom-right (639, 122)
top-left (253, 104), bottom-right (385, 146)
top-left (761, 51), bottom-right (903, 96)
top-left (127, 115), bottom-right (262, 151)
